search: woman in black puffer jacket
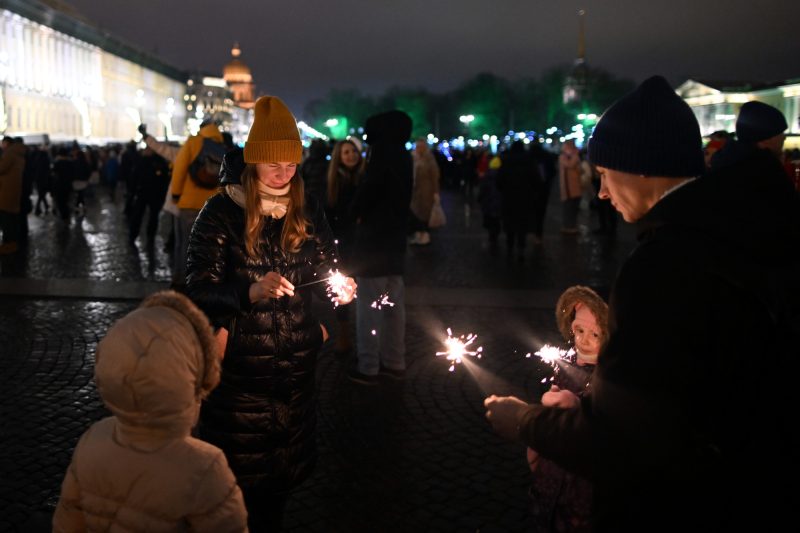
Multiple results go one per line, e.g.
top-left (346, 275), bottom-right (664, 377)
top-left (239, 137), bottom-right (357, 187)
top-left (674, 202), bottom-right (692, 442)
top-left (185, 96), bottom-right (355, 532)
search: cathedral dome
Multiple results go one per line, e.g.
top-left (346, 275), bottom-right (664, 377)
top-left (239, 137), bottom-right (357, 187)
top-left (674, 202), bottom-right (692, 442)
top-left (223, 43), bottom-right (252, 83)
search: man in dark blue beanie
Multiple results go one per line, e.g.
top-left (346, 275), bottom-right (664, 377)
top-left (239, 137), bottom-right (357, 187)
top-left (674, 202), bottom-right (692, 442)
top-left (486, 75), bottom-right (799, 531)
top-left (736, 100), bottom-right (788, 158)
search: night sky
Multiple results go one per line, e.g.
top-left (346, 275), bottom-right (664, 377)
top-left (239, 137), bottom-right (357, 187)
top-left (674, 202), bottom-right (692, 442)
top-left (64, 0), bottom-right (800, 118)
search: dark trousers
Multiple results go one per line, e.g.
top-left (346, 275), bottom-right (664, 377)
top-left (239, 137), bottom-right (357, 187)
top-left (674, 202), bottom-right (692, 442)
top-left (0, 210), bottom-right (18, 243)
top-left (128, 194), bottom-right (163, 242)
top-left (241, 486), bottom-right (289, 533)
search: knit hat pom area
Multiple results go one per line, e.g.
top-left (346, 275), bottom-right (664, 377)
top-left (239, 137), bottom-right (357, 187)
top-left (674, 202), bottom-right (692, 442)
top-left (244, 96), bottom-right (303, 164)
top-left (588, 75), bottom-right (705, 177)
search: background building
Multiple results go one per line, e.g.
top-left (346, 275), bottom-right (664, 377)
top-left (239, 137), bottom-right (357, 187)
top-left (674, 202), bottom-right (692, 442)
top-left (0, 0), bottom-right (187, 143)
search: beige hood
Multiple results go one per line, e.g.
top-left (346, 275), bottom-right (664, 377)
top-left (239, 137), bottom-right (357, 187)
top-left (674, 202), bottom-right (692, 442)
top-left (95, 291), bottom-right (220, 438)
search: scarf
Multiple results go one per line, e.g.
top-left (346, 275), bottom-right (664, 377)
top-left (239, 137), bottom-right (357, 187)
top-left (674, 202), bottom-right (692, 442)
top-left (225, 182), bottom-right (291, 218)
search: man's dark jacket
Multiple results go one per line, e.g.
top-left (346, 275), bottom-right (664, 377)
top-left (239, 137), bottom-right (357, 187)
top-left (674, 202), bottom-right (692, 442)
top-left (351, 110), bottom-right (413, 277)
top-left (520, 149), bottom-right (800, 531)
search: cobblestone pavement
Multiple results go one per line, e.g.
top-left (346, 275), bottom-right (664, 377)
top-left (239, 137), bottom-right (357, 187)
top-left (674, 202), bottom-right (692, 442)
top-left (0, 184), bottom-right (636, 532)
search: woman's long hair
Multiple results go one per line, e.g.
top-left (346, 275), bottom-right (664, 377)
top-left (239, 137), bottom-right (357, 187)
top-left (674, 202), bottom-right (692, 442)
top-left (240, 164), bottom-right (311, 256)
top-left (327, 140), bottom-right (364, 208)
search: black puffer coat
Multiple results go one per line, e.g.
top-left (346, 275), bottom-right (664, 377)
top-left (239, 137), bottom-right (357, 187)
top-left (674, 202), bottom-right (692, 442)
top-left (185, 149), bottom-right (338, 493)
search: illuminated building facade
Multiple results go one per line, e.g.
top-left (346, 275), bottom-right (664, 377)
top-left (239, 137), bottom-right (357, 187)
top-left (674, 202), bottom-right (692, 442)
top-left (677, 78), bottom-right (800, 147)
top-left (0, 0), bottom-right (187, 143)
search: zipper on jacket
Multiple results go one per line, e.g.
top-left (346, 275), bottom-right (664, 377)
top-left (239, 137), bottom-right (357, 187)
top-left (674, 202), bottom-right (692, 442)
top-left (266, 218), bottom-right (281, 356)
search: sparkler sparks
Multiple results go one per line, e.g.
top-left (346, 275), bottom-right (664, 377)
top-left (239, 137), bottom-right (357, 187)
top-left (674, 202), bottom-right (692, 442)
top-left (370, 293), bottom-right (395, 310)
top-left (436, 328), bottom-right (483, 372)
top-left (325, 269), bottom-right (350, 307)
top-left (529, 344), bottom-right (575, 383)
top-left (296, 269), bottom-right (355, 307)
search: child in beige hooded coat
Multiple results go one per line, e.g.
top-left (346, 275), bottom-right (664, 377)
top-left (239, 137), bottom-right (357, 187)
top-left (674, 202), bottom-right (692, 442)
top-left (53, 291), bottom-right (248, 532)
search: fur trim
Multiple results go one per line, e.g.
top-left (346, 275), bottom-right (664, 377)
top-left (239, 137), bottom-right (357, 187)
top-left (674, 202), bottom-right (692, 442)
top-left (555, 286), bottom-right (609, 348)
top-left (140, 290), bottom-right (221, 398)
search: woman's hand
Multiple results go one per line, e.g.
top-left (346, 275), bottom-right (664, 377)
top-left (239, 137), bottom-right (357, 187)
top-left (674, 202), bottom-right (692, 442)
top-left (320, 324), bottom-right (329, 342)
top-left (250, 271), bottom-right (295, 303)
top-left (333, 277), bottom-right (357, 306)
top-left (541, 385), bottom-right (579, 409)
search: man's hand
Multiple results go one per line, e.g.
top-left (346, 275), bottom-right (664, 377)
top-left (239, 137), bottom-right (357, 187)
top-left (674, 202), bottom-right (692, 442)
top-left (484, 395), bottom-right (530, 441)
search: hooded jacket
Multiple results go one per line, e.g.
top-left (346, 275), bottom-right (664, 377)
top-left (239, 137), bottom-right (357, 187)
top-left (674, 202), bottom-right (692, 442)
top-left (53, 291), bottom-right (247, 532)
top-left (171, 124), bottom-right (225, 210)
top-left (185, 149), bottom-right (338, 492)
top-left (519, 149), bottom-right (800, 531)
top-left (0, 142), bottom-right (26, 214)
top-left (351, 110), bottom-right (413, 276)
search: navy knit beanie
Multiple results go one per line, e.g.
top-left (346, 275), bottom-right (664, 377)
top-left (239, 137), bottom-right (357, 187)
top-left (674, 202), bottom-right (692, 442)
top-left (736, 101), bottom-right (787, 144)
top-left (588, 75), bottom-right (704, 177)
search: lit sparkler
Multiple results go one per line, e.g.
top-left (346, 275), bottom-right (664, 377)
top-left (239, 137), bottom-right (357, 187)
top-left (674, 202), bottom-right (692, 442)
top-left (436, 328), bottom-right (483, 372)
top-left (295, 269), bottom-right (355, 307)
top-left (528, 344), bottom-right (575, 383)
top-left (325, 269), bottom-right (350, 307)
top-left (370, 293), bottom-right (395, 310)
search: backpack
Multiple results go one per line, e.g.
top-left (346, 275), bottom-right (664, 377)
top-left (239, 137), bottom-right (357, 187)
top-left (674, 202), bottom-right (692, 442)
top-left (188, 138), bottom-right (227, 189)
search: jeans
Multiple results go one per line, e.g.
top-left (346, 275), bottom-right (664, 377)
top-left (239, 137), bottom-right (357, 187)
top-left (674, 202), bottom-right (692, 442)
top-left (355, 275), bottom-right (406, 375)
top-left (173, 208), bottom-right (199, 284)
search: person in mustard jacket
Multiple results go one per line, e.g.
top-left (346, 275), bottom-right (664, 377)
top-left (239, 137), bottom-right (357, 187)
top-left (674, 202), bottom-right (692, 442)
top-left (53, 291), bottom-right (248, 532)
top-left (170, 120), bottom-right (224, 287)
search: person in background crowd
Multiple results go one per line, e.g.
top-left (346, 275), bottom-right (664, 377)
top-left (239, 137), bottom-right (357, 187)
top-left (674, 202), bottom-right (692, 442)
top-left (169, 118), bottom-right (224, 289)
top-left (558, 140), bottom-right (583, 234)
top-left (408, 139), bottom-right (441, 246)
top-left (530, 141), bottom-right (557, 244)
top-left (349, 110), bottom-right (413, 385)
top-left (127, 146), bottom-right (171, 250)
top-left (498, 140), bottom-right (539, 262)
top-left (477, 154), bottom-right (503, 254)
top-left (31, 144), bottom-right (52, 216)
top-left (139, 123), bottom-right (181, 254)
top-left (120, 141), bottom-right (140, 215)
top-left (300, 138), bottom-right (329, 207)
top-left (53, 291), bottom-right (248, 532)
top-left (711, 101), bottom-right (787, 173)
top-left (17, 138), bottom-right (34, 245)
top-left (51, 147), bottom-right (75, 223)
top-left (103, 148), bottom-right (121, 200)
top-left (736, 101), bottom-right (787, 159)
top-left (70, 144), bottom-right (91, 218)
top-left (702, 130), bottom-right (731, 169)
top-left (326, 137), bottom-right (364, 356)
top-left (485, 75), bottom-right (800, 531)
top-left (0, 136), bottom-right (26, 255)
top-left (185, 95), bottom-right (355, 532)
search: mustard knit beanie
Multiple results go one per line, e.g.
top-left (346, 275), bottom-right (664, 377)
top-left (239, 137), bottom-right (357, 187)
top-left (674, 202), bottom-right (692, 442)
top-left (244, 96), bottom-right (303, 164)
